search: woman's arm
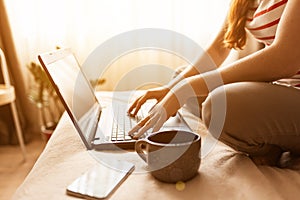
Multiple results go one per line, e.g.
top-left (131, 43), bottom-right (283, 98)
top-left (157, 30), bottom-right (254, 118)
top-left (167, 21), bottom-right (231, 90)
top-left (128, 21), bottom-right (230, 116)
top-left (187, 0), bottom-right (300, 98)
top-left (128, 25), bottom-right (231, 135)
top-left (129, 0), bottom-right (300, 137)
top-left (175, 0), bottom-right (300, 99)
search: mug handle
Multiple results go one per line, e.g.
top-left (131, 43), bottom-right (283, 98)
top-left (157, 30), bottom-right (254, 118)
top-left (135, 139), bottom-right (148, 163)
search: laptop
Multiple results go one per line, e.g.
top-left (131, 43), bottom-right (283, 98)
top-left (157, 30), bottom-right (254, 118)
top-left (38, 48), bottom-right (190, 151)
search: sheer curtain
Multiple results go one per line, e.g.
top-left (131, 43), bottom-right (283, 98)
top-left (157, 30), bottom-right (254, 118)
top-left (0, 0), bottom-right (39, 144)
top-left (5, 0), bottom-right (230, 90)
top-left (3, 0), bottom-right (231, 138)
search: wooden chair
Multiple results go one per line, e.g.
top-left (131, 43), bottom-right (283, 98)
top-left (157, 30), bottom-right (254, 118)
top-left (0, 48), bottom-right (26, 161)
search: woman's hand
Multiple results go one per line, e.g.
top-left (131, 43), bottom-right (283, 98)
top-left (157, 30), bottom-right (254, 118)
top-left (128, 74), bottom-right (207, 139)
top-left (127, 86), bottom-right (170, 117)
top-left (128, 91), bottom-right (181, 139)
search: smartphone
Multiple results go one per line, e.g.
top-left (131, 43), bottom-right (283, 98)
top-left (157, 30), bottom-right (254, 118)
top-left (66, 160), bottom-right (135, 199)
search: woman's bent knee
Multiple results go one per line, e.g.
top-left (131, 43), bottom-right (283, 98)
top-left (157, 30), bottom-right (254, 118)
top-left (201, 82), bottom-right (286, 156)
top-left (202, 85), bottom-right (227, 140)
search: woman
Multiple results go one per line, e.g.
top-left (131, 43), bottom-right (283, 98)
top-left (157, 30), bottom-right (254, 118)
top-left (128, 0), bottom-right (300, 166)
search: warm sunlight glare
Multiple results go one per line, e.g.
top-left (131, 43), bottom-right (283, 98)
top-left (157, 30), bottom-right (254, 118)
top-left (4, 0), bottom-right (231, 89)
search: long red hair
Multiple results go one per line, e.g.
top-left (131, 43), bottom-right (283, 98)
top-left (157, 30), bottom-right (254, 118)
top-left (224, 0), bottom-right (254, 49)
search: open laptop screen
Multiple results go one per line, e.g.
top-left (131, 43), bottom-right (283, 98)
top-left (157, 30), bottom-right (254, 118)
top-left (39, 49), bottom-right (100, 148)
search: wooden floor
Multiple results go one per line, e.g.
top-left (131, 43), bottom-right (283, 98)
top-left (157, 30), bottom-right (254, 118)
top-left (0, 137), bottom-right (46, 200)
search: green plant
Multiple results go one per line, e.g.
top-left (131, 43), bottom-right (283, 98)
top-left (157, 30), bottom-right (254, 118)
top-left (27, 61), bottom-right (63, 140)
top-left (27, 62), bottom-right (55, 105)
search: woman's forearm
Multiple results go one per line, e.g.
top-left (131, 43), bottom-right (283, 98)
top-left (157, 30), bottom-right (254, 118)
top-left (172, 41), bottom-right (300, 105)
top-left (166, 45), bottom-right (230, 91)
top-left (167, 24), bottom-right (231, 91)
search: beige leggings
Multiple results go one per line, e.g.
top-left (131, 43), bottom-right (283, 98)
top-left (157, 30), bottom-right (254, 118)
top-left (186, 82), bottom-right (300, 157)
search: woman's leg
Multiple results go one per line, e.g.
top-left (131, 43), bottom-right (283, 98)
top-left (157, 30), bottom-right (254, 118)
top-left (202, 82), bottom-right (300, 165)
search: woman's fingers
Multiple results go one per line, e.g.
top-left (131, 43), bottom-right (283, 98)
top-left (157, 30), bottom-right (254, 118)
top-left (128, 115), bottom-right (150, 137)
top-left (128, 87), bottom-right (170, 117)
top-left (128, 97), bottom-right (145, 117)
top-left (131, 95), bottom-right (149, 116)
top-left (128, 111), bottom-right (162, 139)
top-left (133, 118), bottom-right (156, 139)
top-left (128, 92), bottom-right (152, 116)
top-left (152, 114), bottom-right (166, 133)
top-left (127, 96), bottom-right (142, 115)
top-left (127, 88), bottom-right (177, 138)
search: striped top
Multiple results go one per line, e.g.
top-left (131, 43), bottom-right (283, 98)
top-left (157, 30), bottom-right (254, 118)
top-left (246, 0), bottom-right (288, 46)
top-left (246, 0), bottom-right (300, 87)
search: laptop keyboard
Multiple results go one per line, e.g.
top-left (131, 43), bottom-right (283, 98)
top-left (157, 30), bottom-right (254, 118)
top-left (111, 103), bottom-right (151, 141)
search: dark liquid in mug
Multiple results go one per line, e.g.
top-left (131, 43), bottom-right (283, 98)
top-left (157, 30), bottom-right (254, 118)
top-left (148, 130), bottom-right (198, 145)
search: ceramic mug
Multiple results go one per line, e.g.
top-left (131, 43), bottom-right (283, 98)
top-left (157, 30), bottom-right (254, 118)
top-left (135, 130), bottom-right (201, 183)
